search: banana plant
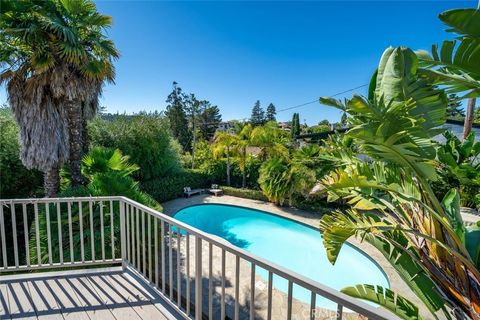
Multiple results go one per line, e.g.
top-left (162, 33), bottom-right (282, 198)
top-left (416, 6), bottom-right (480, 98)
top-left (341, 285), bottom-right (423, 320)
top-left (317, 46), bottom-right (480, 319)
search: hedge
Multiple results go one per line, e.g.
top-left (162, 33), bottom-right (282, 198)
top-left (221, 186), bottom-right (331, 214)
top-left (141, 169), bottom-right (212, 203)
top-left (220, 186), bottom-right (268, 201)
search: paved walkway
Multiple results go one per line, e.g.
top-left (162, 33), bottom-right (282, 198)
top-left (162, 194), bottom-right (426, 319)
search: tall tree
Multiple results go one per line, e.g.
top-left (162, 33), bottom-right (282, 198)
top-left (165, 82), bottom-right (191, 151)
top-left (0, 0), bottom-right (118, 196)
top-left (291, 113), bottom-right (300, 139)
top-left (185, 94), bottom-right (200, 169)
top-left (198, 101), bottom-right (222, 140)
top-left (266, 103), bottom-right (277, 122)
top-left (447, 94), bottom-right (465, 118)
top-left (250, 100), bottom-right (265, 126)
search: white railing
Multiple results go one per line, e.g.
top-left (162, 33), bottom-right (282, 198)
top-left (0, 196), bottom-right (396, 320)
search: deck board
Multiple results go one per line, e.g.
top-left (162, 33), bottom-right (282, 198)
top-left (46, 278), bottom-right (90, 320)
top-left (103, 273), bottom-right (168, 320)
top-left (27, 279), bottom-right (64, 320)
top-left (0, 268), bottom-right (179, 320)
top-left (0, 283), bottom-right (10, 319)
top-left (85, 274), bottom-right (142, 320)
top-left (5, 281), bottom-right (37, 319)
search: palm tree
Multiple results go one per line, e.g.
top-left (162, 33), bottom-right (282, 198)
top-left (258, 155), bottom-right (316, 206)
top-left (236, 124), bottom-right (253, 188)
top-left (250, 121), bottom-right (289, 161)
top-left (0, 0), bottom-right (119, 196)
top-left (212, 132), bottom-right (238, 186)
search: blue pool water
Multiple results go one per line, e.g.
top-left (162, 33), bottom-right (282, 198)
top-left (174, 204), bottom-right (389, 310)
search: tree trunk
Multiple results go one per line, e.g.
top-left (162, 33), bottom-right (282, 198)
top-left (81, 118), bottom-right (89, 155)
top-left (191, 120), bottom-right (196, 169)
top-left (67, 100), bottom-right (84, 187)
top-left (242, 147), bottom-right (246, 188)
top-left (44, 165), bottom-right (60, 197)
top-left (226, 148), bottom-right (231, 186)
top-left (463, 98), bottom-right (476, 140)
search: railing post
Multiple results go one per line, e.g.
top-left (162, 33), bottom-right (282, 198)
top-left (195, 236), bottom-right (203, 320)
top-left (119, 199), bottom-right (127, 271)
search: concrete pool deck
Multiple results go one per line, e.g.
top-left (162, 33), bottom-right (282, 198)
top-left (162, 194), bottom-right (431, 319)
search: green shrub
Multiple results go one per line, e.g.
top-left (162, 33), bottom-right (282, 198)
top-left (435, 131), bottom-right (480, 208)
top-left (0, 106), bottom-right (43, 198)
top-left (198, 157), bottom-right (261, 189)
top-left (290, 194), bottom-right (331, 214)
top-left (221, 186), bottom-right (268, 201)
top-left (88, 113), bottom-right (183, 181)
top-left (31, 147), bottom-right (161, 264)
top-left (141, 170), bottom-right (212, 203)
top-left (221, 186), bottom-right (329, 214)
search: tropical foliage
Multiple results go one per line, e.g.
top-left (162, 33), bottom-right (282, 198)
top-left (435, 131), bottom-right (480, 208)
top-left (258, 155), bottom-right (316, 205)
top-left (417, 7), bottom-right (480, 98)
top-left (31, 147), bottom-right (160, 264)
top-left (318, 46), bottom-right (480, 319)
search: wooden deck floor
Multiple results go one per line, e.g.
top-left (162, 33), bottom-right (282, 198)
top-left (0, 268), bottom-right (180, 320)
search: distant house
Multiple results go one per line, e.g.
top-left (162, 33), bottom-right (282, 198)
top-left (216, 121), bottom-right (237, 133)
top-left (278, 122), bottom-right (291, 132)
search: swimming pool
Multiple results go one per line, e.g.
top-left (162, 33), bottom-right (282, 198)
top-left (174, 204), bottom-right (389, 310)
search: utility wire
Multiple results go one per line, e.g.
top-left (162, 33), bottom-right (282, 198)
top-left (185, 83), bottom-right (370, 125)
top-left (276, 83), bottom-right (369, 113)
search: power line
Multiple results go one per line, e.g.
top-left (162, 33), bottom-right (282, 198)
top-left (192, 83), bottom-right (370, 125)
top-left (276, 83), bottom-right (369, 113)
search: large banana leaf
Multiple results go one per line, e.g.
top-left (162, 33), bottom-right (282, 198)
top-left (319, 211), bottom-right (447, 317)
top-left (465, 223), bottom-right (480, 268)
top-left (439, 8), bottom-right (480, 38)
top-left (371, 47), bottom-right (447, 133)
top-left (341, 284), bottom-right (423, 320)
top-left (417, 39), bottom-right (480, 98)
top-left (417, 7), bottom-right (480, 97)
top-left (321, 47), bottom-right (447, 184)
top-left (441, 189), bottom-right (465, 242)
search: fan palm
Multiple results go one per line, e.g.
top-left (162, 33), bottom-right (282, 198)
top-left (318, 47), bottom-right (480, 319)
top-left (31, 147), bottom-right (160, 264)
top-left (0, 0), bottom-right (119, 196)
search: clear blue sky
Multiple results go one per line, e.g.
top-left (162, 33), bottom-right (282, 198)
top-left (0, 1), bottom-right (476, 125)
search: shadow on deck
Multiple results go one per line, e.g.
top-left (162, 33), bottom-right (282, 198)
top-left (0, 267), bottom-right (182, 320)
